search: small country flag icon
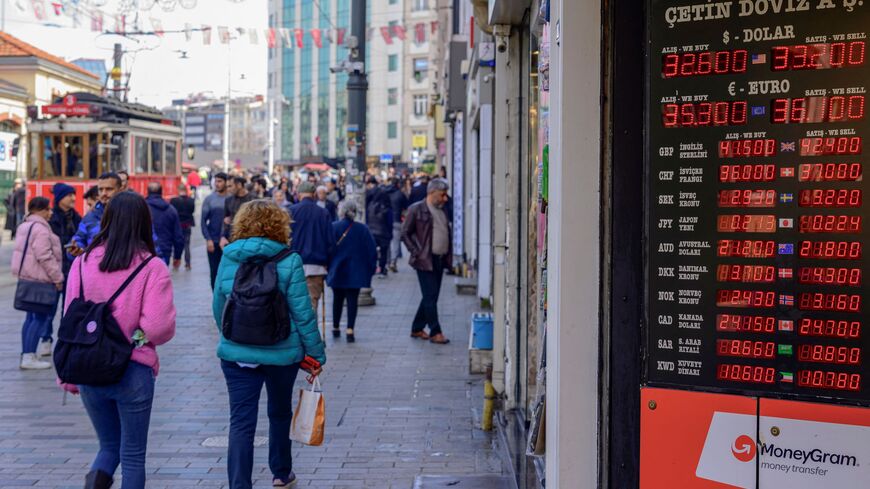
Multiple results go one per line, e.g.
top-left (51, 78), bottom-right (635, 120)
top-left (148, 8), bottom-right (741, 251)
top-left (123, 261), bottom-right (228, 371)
top-left (778, 344), bottom-right (793, 356)
top-left (778, 320), bottom-right (794, 332)
top-left (780, 167), bottom-right (795, 177)
top-left (778, 218), bottom-right (794, 228)
top-left (779, 192), bottom-right (793, 203)
top-left (778, 268), bottom-right (793, 279)
top-left (780, 371), bottom-right (794, 383)
top-left (779, 294), bottom-right (795, 306)
top-left (752, 53), bottom-right (767, 64)
top-left (778, 243), bottom-right (794, 254)
top-left (781, 141), bottom-right (796, 152)
top-left (752, 106), bottom-right (766, 116)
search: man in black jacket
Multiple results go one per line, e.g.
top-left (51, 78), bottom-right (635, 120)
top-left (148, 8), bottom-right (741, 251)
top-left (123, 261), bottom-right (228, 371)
top-left (170, 184), bottom-right (196, 270)
top-left (146, 182), bottom-right (184, 268)
top-left (220, 176), bottom-right (255, 248)
top-left (365, 179), bottom-right (393, 277)
top-left (385, 179), bottom-right (408, 272)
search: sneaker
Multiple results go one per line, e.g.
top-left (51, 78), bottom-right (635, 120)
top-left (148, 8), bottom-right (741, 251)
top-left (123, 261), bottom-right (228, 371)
top-left (20, 353), bottom-right (52, 370)
top-left (36, 339), bottom-right (52, 357)
top-left (273, 473), bottom-right (297, 487)
top-left (388, 264), bottom-right (398, 273)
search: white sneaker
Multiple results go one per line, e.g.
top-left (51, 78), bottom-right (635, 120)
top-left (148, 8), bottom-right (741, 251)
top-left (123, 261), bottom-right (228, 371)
top-left (20, 353), bottom-right (52, 370)
top-left (36, 339), bottom-right (52, 358)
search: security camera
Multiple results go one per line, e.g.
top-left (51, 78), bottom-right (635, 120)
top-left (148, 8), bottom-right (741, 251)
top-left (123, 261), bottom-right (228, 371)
top-left (493, 24), bottom-right (510, 53)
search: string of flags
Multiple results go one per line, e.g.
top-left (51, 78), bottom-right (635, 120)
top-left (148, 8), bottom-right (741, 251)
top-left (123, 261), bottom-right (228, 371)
top-left (21, 0), bottom-right (441, 49)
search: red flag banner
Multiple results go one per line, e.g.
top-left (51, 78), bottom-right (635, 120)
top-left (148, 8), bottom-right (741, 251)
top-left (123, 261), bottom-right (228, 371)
top-left (202, 25), bottom-right (212, 45)
top-left (295, 28), bottom-right (304, 48)
top-left (337, 28), bottom-right (346, 46)
top-left (392, 24), bottom-right (406, 41)
top-left (114, 15), bottom-right (126, 34)
top-left (218, 26), bottom-right (230, 44)
top-left (431, 20), bottom-right (439, 34)
top-left (51, 2), bottom-right (61, 16)
top-left (380, 26), bottom-right (393, 44)
top-left (91, 11), bottom-right (104, 32)
top-left (311, 28), bottom-right (323, 48)
top-left (267, 28), bottom-right (277, 48)
top-left (415, 23), bottom-right (425, 43)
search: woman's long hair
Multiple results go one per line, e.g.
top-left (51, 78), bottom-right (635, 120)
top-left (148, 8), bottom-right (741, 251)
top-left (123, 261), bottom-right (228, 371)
top-left (85, 192), bottom-right (156, 272)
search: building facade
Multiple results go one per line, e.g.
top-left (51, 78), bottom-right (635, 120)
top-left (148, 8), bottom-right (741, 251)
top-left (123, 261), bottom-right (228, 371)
top-left (268, 0), bottom-right (351, 164)
top-left (401, 0), bottom-right (440, 169)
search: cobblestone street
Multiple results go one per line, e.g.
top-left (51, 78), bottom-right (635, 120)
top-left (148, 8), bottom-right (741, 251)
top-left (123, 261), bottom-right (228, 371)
top-left (0, 232), bottom-right (506, 488)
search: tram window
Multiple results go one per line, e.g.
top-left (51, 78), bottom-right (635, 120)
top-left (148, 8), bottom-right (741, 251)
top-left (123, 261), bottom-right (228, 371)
top-left (165, 141), bottom-right (177, 175)
top-left (28, 133), bottom-right (40, 179)
top-left (135, 137), bottom-right (148, 174)
top-left (43, 135), bottom-right (62, 178)
top-left (107, 133), bottom-right (126, 173)
top-left (88, 134), bottom-right (103, 178)
top-left (65, 135), bottom-right (84, 178)
top-left (150, 140), bottom-right (163, 174)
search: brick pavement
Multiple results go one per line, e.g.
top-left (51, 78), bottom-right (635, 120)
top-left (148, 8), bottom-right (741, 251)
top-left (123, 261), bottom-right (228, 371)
top-left (0, 231), bottom-right (506, 488)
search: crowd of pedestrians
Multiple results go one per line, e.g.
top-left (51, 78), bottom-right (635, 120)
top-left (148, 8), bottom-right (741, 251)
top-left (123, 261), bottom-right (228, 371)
top-left (5, 164), bottom-right (454, 488)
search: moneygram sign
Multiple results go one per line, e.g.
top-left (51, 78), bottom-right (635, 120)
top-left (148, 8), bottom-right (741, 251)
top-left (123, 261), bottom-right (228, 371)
top-left (696, 412), bottom-right (868, 487)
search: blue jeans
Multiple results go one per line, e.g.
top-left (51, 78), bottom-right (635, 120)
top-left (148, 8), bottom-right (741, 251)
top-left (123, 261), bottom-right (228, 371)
top-left (21, 312), bottom-right (52, 353)
top-left (221, 360), bottom-right (301, 489)
top-left (78, 362), bottom-right (155, 489)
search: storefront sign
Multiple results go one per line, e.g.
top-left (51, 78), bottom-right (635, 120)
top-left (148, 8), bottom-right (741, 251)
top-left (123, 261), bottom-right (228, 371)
top-left (0, 131), bottom-right (17, 172)
top-left (41, 95), bottom-right (93, 116)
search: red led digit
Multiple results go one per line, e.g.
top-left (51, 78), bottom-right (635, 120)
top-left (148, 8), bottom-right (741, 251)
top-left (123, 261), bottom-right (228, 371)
top-left (732, 102), bottom-right (747, 124)
top-left (829, 96), bottom-right (845, 121)
top-left (772, 98), bottom-right (788, 123)
top-left (799, 319), bottom-right (861, 339)
top-left (798, 267), bottom-right (861, 286)
top-left (697, 51), bottom-right (712, 74)
top-left (800, 137), bottom-right (862, 155)
top-left (798, 293), bottom-right (861, 312)
top-left (662, 104), bottom-right (678, 127)
top-left (733, 50), bottom-right (747, 72)
top-left (717, 364), bottom-right (775, 384)
top-left (849, 41), bottom-right (865, 65)
top-left (848, 95), bottom-right (864, 119)
top-left (798, 189), bottom-right (862, 208)
top-left (680, 104), bottom-right (696, 126)
top-left (679, 53), bottom-right (696, 75)
top-left (697, 102), bottom-right (712, 125)
top-left (772, 46), bottom-right (789, 70)
top-left (830, 42), bottom-right (846, 67)
top-left (808, 43), bottom-right (826, 68)
top-left (770, 41), bottom-right (865, 70)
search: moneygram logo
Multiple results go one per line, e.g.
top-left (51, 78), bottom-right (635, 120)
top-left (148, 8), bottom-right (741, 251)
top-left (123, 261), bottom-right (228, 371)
top-left (731, 435), bottom-right (757, 462)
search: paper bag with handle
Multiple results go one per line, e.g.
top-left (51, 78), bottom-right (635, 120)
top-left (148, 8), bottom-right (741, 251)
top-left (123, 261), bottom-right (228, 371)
top-left (290, 377), bottom-right (325, 446)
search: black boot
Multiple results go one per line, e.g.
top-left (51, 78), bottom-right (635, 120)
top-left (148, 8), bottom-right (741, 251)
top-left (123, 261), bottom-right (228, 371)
top-left (84, 470), bottom-right (113, 489)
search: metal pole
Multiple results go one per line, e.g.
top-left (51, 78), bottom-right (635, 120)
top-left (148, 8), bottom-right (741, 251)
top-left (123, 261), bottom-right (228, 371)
top-left (223, 40), bottom-right (231, 173)
top-left (268, 98), bottom-right (275, 176)
top-left (112, 43), bottom-right (123, 99)
top-left (347, 0), bottom-right (368, 174)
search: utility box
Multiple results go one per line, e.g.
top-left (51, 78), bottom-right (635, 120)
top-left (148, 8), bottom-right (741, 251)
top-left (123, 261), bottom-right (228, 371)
top-left (469, 313), bottom-right (494, 374)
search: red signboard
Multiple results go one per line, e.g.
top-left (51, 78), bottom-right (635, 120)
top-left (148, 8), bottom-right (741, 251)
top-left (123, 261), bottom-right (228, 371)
top-left (41, 94), bottom-right (93, 116)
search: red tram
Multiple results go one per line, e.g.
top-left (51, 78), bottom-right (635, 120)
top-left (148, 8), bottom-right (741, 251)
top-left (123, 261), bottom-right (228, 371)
top-left (25, 92), bottom-right (182, 214)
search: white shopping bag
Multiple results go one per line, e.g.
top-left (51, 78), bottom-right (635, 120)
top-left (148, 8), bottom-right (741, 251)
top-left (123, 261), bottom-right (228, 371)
top-left (290, 377), bottom-right (325, 446)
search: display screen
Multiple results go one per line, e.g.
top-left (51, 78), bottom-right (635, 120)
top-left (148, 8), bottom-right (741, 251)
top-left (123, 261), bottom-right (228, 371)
top-left (646, 2), bottom-right (869, 404)
top-left (797, 370), bottom-right (861, 391)
top-left (717, 214), bottom-right (777, 232)
top-left (662, 101), bottom-right (748, 127)
top-left (717, 240), bottom-right (776, 257)
top-left (716, 364), bottom-right (776, 384)
top-left (799, 319), bottom-right (861, 339)
top-left (798, 293), bottom-right (861, 312)
top-left (716, 289), bottom-right (776, 308)
top-left (718, 190), bottom-right (777, 208)
top-left (719, 139), bottom-right (777, 157)
top-left (662, 49), bottom-right (748, 77)
top-left (716, 264), bottom-right (775, 283)
top-left (771, 96), bottom-right (865, 124)
top-left (797, 345), bottom-right (861, 365)
top-left (717, 314), bottom-right (776, 333)
top-left (798, 267), bottom-right (862, 286)
top-left (798, 189), bottom-right (862, 208)
top-left (799, 215), bottom-right (862, 233)
top-left (800, 137), bottom-right (862, 156)
top-left (799, 240), bottom-right (862, 259)
top-left (799, 163), bottom-right (863, 181)
top-left (720, 164), bottom-right (777, 182)
top-left (771, 42), bottom-right (866, 71)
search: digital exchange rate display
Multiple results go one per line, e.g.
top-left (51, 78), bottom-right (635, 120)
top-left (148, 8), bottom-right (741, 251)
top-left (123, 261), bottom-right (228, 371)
top-left (646, 1), bottom-right (870, 405)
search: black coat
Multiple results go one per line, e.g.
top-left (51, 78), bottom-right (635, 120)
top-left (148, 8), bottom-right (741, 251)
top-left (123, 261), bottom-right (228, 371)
top-left (170, 195), bottom-right (196, 229)
top-left (48, 206), bottom-right (82, 278)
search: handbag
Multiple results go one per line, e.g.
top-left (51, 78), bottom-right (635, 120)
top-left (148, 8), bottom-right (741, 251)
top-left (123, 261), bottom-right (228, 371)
top-left (13, 223), bottom-right (59, 316)
top-left (290, 377), bottom-right (325, 446)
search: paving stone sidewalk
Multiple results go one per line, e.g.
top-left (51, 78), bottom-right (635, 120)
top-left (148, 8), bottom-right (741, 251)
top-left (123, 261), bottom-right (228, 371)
top-left (0, 233), bottom-right (506, 488)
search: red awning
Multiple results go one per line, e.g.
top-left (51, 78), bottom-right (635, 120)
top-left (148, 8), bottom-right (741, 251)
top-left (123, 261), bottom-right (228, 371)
top-left (303, 163), bottom-right (331, 171)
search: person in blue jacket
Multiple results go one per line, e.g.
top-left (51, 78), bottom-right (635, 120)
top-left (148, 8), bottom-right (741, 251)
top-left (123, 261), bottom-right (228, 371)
top-left (145, 182), bottom-right (184, 267)
top-left (288, 181), bottom-right (335, 311)
top-left (68, 172), bottom-right (122, 255)
top-left (213, 199), bottom-right (326, 489)
top-left (326, 200), bottom-right (377, 342)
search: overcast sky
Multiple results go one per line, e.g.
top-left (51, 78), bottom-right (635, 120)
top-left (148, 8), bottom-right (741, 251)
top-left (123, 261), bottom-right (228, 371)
top-left (2, 0), bottom-right (267, 108)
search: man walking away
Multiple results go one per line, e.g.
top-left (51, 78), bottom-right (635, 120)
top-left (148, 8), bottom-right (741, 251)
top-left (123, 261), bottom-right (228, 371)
top-left (316, 185), bottom-right (338, 221)
top-left (146, 182), bottom-right (184, 268)
top-left (408, 174), bottom-right (429, 206)
top-left (289, 181), bottom-right (335, 311)
top-left (201, 172), bottom-right (229, 289)
top-left (366, 181), bottom-right (393, 277)
top-left (170, 184), bottom-right (196, 270)
top-left (386, 178), bottom-right (408, 272)
top-left (220, 176), bottom-right (255, 249)
top-left (401, 179), bottom-right (451, 345)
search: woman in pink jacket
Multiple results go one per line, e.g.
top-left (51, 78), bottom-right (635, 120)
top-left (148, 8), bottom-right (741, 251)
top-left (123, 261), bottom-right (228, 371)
top-left (64, 192), bottom-right (176, 489)
top-left (11, 196), bottom-right (64, 370)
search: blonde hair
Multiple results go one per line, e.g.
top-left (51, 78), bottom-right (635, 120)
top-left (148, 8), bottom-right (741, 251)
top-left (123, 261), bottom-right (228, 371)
top-left (231, 199), bottom-right (292, 245)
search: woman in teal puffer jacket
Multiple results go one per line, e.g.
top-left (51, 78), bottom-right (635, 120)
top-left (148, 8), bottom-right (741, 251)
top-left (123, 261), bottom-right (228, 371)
top-left (213, 199), bottom-right (326, 489)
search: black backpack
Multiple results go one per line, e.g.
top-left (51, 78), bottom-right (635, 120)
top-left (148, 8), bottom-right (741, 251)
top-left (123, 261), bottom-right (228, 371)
top-left (54, 256), bottom-right (155, 386)
top-left (221, 248), bottom-right (293, 346)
